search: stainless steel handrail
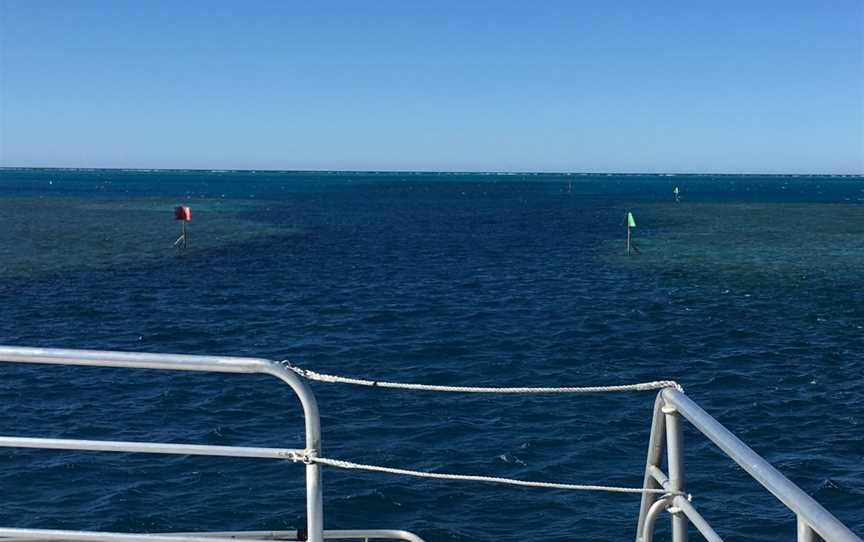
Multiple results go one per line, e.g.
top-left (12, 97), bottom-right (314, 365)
top-left (663, 388), bottom-right (860, 542)
top-left (0, 346), bottom-right (324, 542)
top-left (0, 346), bottom-right (858, 542)
top-left (172, 530), bottom-right (427, 541)
top-left (0, 529), bottom-right (427, 542)
top-left (0, 436), bottom-right (303, 459)
top-left (637, 387), bottom-right (861, 542)
top-left (0, 529), bottom-right (279, 542)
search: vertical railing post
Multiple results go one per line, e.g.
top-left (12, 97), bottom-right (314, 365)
top-left (636, 394), bottom-right (667, 542)
top-left (306, 452), bottom-right (323, 542)
top-left (267, 363), bottom-right (324, 542)
top-left (798, 516), bottom-right (819, 542)
top-left (663, 401), bottom-right (688, 542)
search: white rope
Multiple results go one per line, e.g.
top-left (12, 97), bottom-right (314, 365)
top-left (279, 363), bottom-right (683, 496)
top-left (287, 453), bottom-right (671, 495)
top-left (280, 362), bottom-right (682, 393)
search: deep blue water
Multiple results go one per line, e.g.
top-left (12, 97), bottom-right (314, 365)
top-left (0, 169), bottom-right (862, 541)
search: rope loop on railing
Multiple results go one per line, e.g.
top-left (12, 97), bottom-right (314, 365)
top-left (280, 361), bottom-right (683, 393)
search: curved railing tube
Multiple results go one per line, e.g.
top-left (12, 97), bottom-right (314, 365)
top-left (0, 346), bottom-right (323, 542)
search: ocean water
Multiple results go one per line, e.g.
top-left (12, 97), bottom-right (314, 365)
top-left (0, 168), bottom-right (861, 541)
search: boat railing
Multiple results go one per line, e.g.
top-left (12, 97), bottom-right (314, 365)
top-left (0, 346), bottom-right (859, 542)
top-left (635, 388), bottom-right (860, 542)
top-left (0, 346), bottom-right (412, 542)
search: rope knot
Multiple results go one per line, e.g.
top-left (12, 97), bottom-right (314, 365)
top-left (280, 360), bottom-right (310, 378)
top-left (287, 450), bottom-right (316, 465)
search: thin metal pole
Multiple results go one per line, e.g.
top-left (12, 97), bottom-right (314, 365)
top-left (798, 516), bottom-right (818, 542)
top-left (648, 465), bottom-right (670, 489)
top-left (0, 346), bottom-right (270, 374)
top-left (664, 400), bottom-right (688, 542)
top-left (169, 530), bottom-right (426, 542)
top-left (639, 497), bottom-right (672, 542)
top-left (636, 394), bottom-right (666, 542)
top-left (674, 496), bottom-right (724, 542)
top-left (0, 529), bottom-right (268, 542)
top-left (265, 363), bottom-right (323, 542)
top-left (648, 462), bottom-right (724, 542)
top-left (0, 436), bottom-right (303, 460)
top-left (305, 460), bottom-right (323, 542)
top-left (627, 225), bottom-right (631, 255)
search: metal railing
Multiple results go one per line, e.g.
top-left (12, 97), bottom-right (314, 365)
top-left (0, 529), bottom-right (425, 542)
top-left (0, 346), bottom-right (425, 542)
top-left (636, 388), bottom-right (861, 542)
top-left (0, 346), bottom-right (859, 542)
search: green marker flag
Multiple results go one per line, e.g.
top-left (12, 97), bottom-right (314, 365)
top-left (627, 212), bottom-right (636, 228)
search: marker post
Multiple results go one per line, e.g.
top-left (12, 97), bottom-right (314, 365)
top-left (626, 211), bottom-right (636, 255)
top-left (174, 206), bottom-right (191, 249)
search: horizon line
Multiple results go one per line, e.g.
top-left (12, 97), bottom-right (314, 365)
top-left (1, 166), bottom-right (861, 177)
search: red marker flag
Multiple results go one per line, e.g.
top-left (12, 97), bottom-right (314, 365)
top-left (174, 206), bottom-right (191, 221)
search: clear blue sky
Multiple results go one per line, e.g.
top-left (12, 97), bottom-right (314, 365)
top-left (1, 0), bottom-right (862, 173)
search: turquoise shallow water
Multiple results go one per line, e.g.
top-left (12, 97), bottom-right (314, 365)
top-left (0, 169), bottom-right (862, 541)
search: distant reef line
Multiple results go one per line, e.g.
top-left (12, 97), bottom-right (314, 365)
top-left (1, 167), bottom-right (861, 178)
